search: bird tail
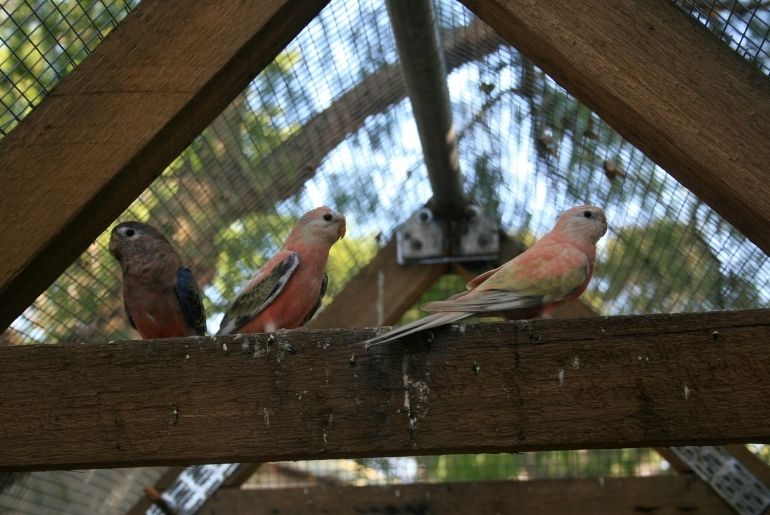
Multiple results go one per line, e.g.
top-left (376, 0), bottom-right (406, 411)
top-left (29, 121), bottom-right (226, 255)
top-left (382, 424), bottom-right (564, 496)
top-left (362, 311), bottom-right (470, 349)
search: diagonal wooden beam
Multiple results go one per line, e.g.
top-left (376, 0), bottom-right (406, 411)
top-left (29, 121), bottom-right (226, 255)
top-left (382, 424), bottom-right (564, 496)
top-left (459, 0), bottom-right (770, 257)
top-left (2, 309), bottom-right (770, 471)
top-left (202, 477), bottom-right (732, 514)
top-left (310, 238), bottom-right (448, 328)
top-left (0, 0), bottom-right (330, 331)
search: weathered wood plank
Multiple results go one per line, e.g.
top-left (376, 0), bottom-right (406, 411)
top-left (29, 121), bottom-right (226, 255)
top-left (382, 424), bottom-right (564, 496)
top-left (1, 309), bottom-right (769, 471)
top-left (0, 0), bottom-right (330, 331)
top-left (202, 476), bottom-right (732, 514)
top-left (310, 238), bottom-right (447, 328)
top-left (459, 0), bottom-right (770, 257)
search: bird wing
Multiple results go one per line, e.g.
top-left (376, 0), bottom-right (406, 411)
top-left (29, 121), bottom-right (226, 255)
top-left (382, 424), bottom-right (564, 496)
top-left (174, 266), bottom-right (207, 336)
top-left (362, 244), bottom-right (591, 349)
top-left (424, 244), bottom-right (590, 313)
top-left (217, 251), bottom-right (300, 335)
top-left (125, 306), bottom-right (137, 330)
top-left (300, 272), bottom-right (328, 327)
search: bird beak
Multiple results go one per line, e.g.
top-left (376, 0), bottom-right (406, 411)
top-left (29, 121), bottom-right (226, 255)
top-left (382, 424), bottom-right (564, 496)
top-left (108, 227), bottom-right (122, 260)
top-left (336, 214), bottom-right (346, 240)
top-left (109, 240), bottom-right (121, 261)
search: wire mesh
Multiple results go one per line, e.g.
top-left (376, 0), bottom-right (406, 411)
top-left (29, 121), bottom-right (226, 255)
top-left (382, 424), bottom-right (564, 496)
top-left (0, 0), bottom-right (138, 136)
top-left (1, 0), bottom-right (769, 512)
top-left (0, 467), bottom-right (169, 514)
top-left (673, 0), bottom-right (770, 74)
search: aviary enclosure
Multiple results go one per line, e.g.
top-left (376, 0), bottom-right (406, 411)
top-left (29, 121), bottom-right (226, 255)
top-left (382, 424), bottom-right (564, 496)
top-left (1, 0), bottom-right (769, 513)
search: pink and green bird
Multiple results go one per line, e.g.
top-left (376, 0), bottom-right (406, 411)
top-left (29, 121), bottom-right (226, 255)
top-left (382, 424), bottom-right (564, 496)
top-left (217, 206), bottom-right (346, 335)
top-left (363, 205), bottom-right (608, 348)
top-left (109, 222), bottom-right (207, 339)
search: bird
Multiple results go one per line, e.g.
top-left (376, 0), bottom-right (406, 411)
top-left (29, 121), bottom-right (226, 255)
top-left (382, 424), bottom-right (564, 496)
top-left (362, 205), bottom-right (608, 348)
top-left (217, 206), bottom-right (346, 335)
top-left (109, 221), bottom-right (206, 339)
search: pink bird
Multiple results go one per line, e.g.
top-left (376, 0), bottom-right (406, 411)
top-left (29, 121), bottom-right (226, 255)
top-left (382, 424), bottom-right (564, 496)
top-left (363, 205), bottom-right (608, 347)
top-left (217, 207), bottom-right (346, 335)
top-left (109, 222), bottom-right (206, 339)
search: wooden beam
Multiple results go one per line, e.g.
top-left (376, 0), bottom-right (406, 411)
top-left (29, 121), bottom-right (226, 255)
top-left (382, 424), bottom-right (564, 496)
top-left (459, 0), bottom-right (770, 257)
top-left (1, 309), bottom-right (770, 471)
top-left (0, 0), bottom-right (329, 331)
top-left (202, 476), bottom-right (732, 514)
top-left (310, 238), bottom-right (448, 328)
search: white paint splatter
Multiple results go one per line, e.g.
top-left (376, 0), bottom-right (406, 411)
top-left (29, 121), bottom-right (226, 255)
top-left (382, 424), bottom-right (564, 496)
top-left (558, 369), bottom-right (565, 387)
top-left (222, 343), bottom-right (228, 352)
top-left (571, 356), bottom-right (580, 370)
top-left (683, 384), bottom-right (693, 400)
top-left (402, 355), bottom-right (430, 443)
top-left (263, 408), bottom-right (270, 427)
top-left (185, 354), bottom-right (190, 360)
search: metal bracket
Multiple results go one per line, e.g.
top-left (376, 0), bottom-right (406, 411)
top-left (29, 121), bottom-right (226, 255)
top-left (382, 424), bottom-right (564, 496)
top-left (396, 205), bottom-right (500, 265)
top-left (670, 446), bottom-right (770, 515)
top-left (147, 463), bottom-right (239, 515)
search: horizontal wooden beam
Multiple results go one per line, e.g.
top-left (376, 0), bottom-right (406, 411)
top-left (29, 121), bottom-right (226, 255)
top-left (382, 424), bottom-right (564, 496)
top-left (1, 309), bottom-right (769, 471)
top-left (202, 476), bottom-right (732, 514)
top-left (459, 0), bottom-right (770, 256)
top-left (0, 0), bottom-right (329, 331)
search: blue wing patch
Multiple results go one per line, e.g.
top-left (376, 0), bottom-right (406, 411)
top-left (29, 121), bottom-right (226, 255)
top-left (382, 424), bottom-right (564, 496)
top-left (174, 266), bottom-right (207, 335)
top-left (217, 252), bottom-right (300, 335)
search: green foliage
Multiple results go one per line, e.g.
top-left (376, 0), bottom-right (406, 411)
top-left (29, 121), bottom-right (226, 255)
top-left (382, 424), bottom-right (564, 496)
top-left (354, 449), bottom-right (666, 483)
top-left (0, 0), bottom-right (137, 134)
top-left (398, 275), bottom-right (467, 324)
top-left (468, 154), bottom-right (504, 220)
top-left (598, 219), bottom-right (761, 313)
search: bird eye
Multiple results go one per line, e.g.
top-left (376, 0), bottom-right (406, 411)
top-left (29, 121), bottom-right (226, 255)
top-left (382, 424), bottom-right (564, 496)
top-left (323, 213), bottom-right (333, 222)
top-left (125, 228), bottom-right (135, 237)
top-left (582, 211), bottom-right (592, 218)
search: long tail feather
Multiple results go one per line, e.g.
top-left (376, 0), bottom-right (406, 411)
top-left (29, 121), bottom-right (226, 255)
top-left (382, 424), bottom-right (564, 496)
top-left (362, 311), bottom-right (470, 349)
